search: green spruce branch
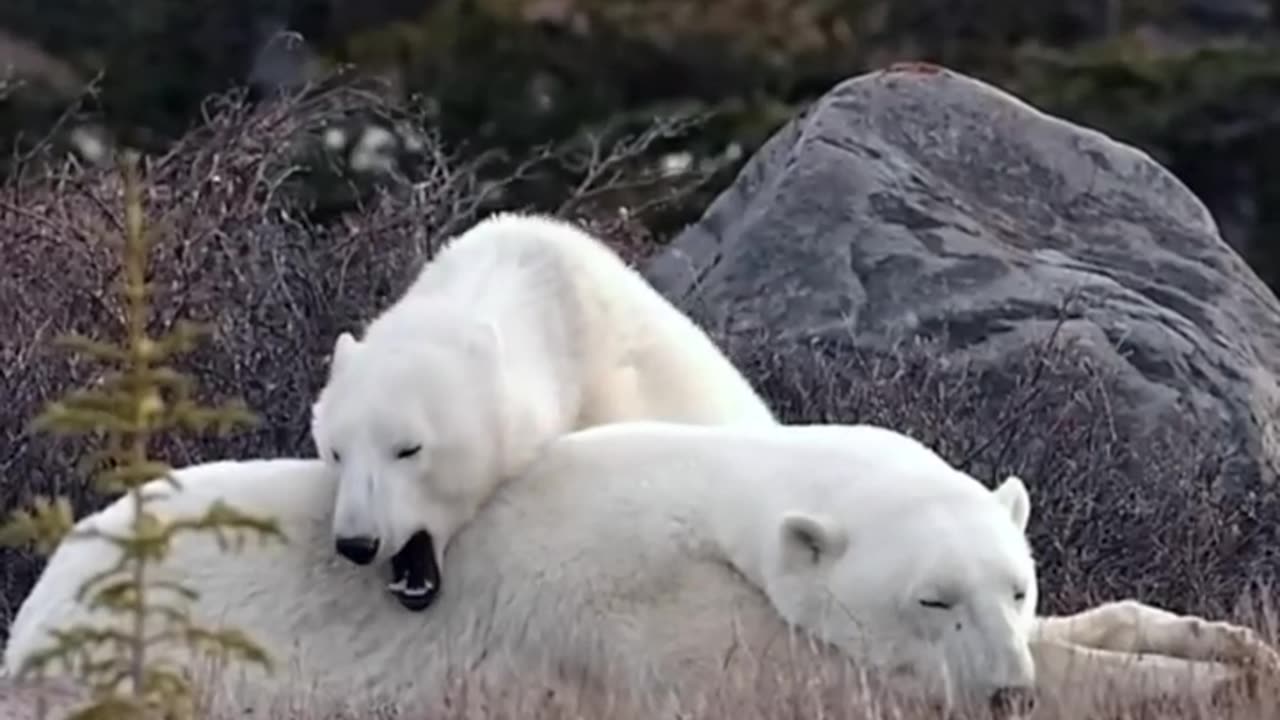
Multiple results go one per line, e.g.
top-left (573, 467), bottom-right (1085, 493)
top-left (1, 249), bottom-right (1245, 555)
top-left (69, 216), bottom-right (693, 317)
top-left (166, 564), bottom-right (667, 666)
top-left (0, 149), bottom-right (285, 720)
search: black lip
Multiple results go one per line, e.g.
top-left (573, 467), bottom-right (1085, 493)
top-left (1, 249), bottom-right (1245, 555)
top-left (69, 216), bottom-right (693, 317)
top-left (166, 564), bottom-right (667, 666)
top-left (388, 530), bottom-right (440, 612)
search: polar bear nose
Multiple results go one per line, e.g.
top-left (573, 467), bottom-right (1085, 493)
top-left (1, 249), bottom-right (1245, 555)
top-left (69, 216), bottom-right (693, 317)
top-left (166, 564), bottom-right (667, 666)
top-left (335, 535), bottom-right (380, 565)
top-left (988, 686), bottom-right (1036, 717)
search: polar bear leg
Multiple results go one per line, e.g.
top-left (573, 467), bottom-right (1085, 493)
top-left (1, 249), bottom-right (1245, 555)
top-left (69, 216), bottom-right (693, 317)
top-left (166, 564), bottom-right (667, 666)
top-left (1030, 638), bottom-right (1238, 705)
top-left (1031, 599), bottom-right (1280, 707)
top-left (1034, 599), bottom-right (1280, 669)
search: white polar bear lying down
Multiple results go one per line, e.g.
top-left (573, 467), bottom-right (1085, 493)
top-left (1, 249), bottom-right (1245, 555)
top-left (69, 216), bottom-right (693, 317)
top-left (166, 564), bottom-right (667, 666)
top-left (7, 423), bottom-right (1276, 717)
top-left (8, 422), bottom-right (1032, 715)
top-left (309, 212), bottom-right (776, 610)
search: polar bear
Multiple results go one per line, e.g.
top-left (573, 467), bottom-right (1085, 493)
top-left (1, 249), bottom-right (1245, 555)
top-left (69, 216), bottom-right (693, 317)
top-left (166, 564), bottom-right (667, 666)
top-left (309, 211), bottom-right (775, 610)
top-left (6, 423), bottom-right (1272, 718)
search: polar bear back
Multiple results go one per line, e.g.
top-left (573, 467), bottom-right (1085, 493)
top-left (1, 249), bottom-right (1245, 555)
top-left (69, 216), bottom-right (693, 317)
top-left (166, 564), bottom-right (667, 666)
top-left (384, 212), bottom-right (776, 428)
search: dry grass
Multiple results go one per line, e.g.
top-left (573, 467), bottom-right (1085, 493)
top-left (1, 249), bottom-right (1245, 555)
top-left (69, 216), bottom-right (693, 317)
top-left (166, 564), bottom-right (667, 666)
top-left (7, 635), bottom-right (1280, 720)
top-left (2, 81), bottom-right (1280, 717)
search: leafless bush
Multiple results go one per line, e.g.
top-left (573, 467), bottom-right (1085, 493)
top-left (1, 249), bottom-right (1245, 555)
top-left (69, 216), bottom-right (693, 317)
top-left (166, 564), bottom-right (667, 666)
top-left (0, 78), bottom-right (718, 642)
top-left (4, 74), bottom-right (1279, 719)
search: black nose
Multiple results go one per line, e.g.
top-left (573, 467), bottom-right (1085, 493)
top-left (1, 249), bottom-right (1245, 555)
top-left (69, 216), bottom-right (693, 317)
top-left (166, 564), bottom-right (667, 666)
top-left (989, 686), bottom-right (1037, 717)
top-left (335, 536), bottom-right (379, 565)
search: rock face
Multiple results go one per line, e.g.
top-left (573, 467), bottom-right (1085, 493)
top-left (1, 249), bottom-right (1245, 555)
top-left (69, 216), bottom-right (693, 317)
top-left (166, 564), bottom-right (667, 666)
top-left (644, 64), bottom-right (1280, 610)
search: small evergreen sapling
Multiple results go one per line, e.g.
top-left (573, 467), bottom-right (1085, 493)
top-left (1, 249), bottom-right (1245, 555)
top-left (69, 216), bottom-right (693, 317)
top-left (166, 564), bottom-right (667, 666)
top-left (0, 149), bottom-right (286, 719)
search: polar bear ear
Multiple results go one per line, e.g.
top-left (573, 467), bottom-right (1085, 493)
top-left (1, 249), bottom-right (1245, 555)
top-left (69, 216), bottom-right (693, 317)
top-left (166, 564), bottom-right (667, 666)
top-left (992, 475), bottom-right (1031, 533)
top-left (329, 331), bottom-right (360, 375)
top-left (779, 511), bottom-right (849, 572)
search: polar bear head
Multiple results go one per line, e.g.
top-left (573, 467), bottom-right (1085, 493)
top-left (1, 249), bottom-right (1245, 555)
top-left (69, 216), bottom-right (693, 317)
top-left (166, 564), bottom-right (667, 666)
top-left (310, 320), bottom-right (504, 611)
top-left (760, 470), bottom-right (1037, 716)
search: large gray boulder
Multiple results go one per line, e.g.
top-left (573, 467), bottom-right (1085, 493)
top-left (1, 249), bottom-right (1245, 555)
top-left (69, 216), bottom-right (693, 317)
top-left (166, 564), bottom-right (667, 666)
top-left (645, 64), bottom-right (1280, 613)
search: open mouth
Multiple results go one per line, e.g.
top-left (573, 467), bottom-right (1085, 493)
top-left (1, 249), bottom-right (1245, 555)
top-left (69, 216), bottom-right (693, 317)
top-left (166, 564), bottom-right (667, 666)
top-left (387, 530), bottom-right (440, 611)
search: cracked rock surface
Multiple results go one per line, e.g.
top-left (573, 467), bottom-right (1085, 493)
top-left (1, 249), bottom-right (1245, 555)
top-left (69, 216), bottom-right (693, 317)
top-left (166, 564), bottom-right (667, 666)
top-left (645, 64), bottom-right (1280, 491)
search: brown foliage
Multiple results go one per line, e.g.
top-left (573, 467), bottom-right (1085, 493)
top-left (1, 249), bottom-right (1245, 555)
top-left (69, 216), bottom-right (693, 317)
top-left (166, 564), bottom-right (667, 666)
top-left (0, 79), bottom-right (716, 642)
top-left (2, 78), bottom-right (1280, 718)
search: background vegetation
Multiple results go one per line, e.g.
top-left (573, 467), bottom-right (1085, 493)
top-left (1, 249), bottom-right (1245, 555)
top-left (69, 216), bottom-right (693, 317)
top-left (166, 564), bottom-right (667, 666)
top-left (3, 82), bottom-right (1277, 639)
top-left (2, 2), bottom-right (1280, 716)
top-left (0, 151), bottom-right (284, 719)
top-left (2, 0), bottom-right (1279, 283)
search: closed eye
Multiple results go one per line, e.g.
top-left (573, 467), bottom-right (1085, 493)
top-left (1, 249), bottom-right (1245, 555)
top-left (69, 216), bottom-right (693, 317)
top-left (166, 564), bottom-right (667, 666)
top-left (1014, 590), bottom-right (1027, 602)
top-left (395, 444), bottom-right (422, 460)
top-left (919, 599), bottom-right (952, 610)
top-left (331, 450), bottom-right (341, 463)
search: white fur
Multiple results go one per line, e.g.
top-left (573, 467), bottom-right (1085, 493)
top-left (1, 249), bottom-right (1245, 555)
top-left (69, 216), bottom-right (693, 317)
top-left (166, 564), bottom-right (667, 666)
top-left (309, 212), bottom-right (775, 591)
top-left (4, 422), bottom-right (1035, 716)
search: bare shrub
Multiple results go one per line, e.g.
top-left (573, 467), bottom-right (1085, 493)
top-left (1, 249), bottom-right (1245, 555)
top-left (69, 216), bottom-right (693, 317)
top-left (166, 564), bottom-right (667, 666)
top-left (3, 76), bottom-right (1279, 719)
top-left (0, 79), bottom-right (717, 643)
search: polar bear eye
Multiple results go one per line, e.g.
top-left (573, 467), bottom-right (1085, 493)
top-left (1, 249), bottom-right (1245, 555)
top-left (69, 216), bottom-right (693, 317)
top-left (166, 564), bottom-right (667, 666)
top-left (1014, 590), bottom-right (1027, 602)
top-left (395, 444), bottom-right (422, 460)
top-left (331, 450), bottom-right (341, 463)
top-left (919, 599), bottom-right (952, 610)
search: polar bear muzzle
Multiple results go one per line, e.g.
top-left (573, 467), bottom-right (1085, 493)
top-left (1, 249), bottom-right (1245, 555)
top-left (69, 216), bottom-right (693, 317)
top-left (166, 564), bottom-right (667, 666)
top-left (388, 530), bottom-right (441, 611)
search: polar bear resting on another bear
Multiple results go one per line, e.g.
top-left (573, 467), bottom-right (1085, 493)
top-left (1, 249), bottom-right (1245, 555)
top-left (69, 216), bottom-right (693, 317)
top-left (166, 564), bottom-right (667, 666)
top-left (6, 422), bottom-right (1275, 718)
top-left (308, 212), bottom-right (776, 610)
